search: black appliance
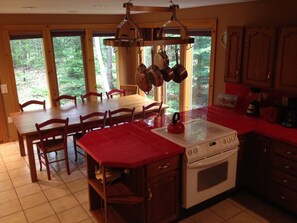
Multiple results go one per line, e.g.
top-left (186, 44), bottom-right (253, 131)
top-left (281, 97), bottom-right (297, 128)
top-left (246, 87), bottom-right (262, 116)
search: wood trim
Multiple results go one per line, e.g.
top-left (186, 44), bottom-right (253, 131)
top-left (0, 84), bottom-right (8, 142)
top-left (42, 28), bottom-right (59, 106)
top-left (83, 28), bottom-right (97, 93)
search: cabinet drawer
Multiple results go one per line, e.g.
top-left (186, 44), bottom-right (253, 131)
top-left (270, 169), bottom-right (297, 192)
top-left (270, 182), bottom-right (297, 213)
top-left (271, 154), bottom-right (297, 177)
top-left (272, 141), bottom-right (297, 162)
top-left (147, 156), bottom-right (179, 177)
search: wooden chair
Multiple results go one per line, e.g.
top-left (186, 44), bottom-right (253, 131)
top-left (108, 107), bottom-right (135, 126)
top-left (106, 89), bottom-right (126, 99)
top-left (53, 95), bottom-right (77, 106)
top-left (120, 84), bottom-right (139, 95)
top-left (35, 118), bottom-right (70, 180)
top-left (142, 102), bottom-right (163, 119)
top-left (20, 100), bottom-right (46, 111)
top-left (81, 92), bottom-right (103, 103)
top-left (73, 111), bottom-right (107, 161)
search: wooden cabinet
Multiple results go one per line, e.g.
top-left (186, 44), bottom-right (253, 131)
top-left (243, 133), bottom-right (270, 196)
top-left (224, 27), bottom-right (244, 83)
top-left (269, 140), bottom-right (297, 213)
top-left (275, 27), bottom-right (297, 93)
top-left (86, 154), bottom-right (181, 223)
top-left (146, 156), bottom-right (180, 223)
top-left (242, 27), bottom-right (277, 88)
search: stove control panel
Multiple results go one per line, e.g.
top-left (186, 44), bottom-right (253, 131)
top-left (185, 133), bottom-right (239, 163)
top-left (220, 134), bottom-right (239, 149)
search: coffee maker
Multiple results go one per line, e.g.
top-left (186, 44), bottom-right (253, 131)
top-left (281, 97), bottom-right (297, 128)
top-left (246, 87), bottom-right (262, 116)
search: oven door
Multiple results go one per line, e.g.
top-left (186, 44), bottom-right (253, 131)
top-left (182, 148), bottom-right (238, 209)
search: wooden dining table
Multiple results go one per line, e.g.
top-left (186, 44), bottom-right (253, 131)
top-left (10, 95), bottom-right (167, 182)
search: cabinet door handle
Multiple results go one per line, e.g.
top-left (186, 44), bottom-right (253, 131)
top-left (280, 195), bottom-right (286, 200)
top-left (282, 179), bottom-right (288, 184)
top-left (158, 163), bottom-right (170, 169)
top-left (284, 165), bottom-right (291, 170)
top-left (286, 151), bottom-right (293, 156)
top-left (267, 72), bottom-right (271, 80)
top-left (148, 187), bottom-right (152, 201)
top-left (235, 70), bottom-right (239, 75)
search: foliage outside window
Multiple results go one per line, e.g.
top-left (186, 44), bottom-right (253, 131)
top-left (53, 35), bottom-right (86, 103)
top-left (10, 38), bottom-right (49, 108)
top-left (93, 36), bottom-right (118, 95)
top-left (190, 34), bottom-right (211, 109)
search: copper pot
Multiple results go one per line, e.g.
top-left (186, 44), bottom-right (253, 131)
top-left (148, 49), bottom-right (163, 87)
top-left (172, 49), bottom-right (188, 83)
top-left (136, 49), bottom-right (152, 94)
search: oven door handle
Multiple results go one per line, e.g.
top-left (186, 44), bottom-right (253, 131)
top-left (187, 148), bottom-right (238, 169)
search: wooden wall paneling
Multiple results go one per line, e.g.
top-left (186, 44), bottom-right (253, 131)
top-left (42, 28), bottom-right (59, 106)
top-left (0, 83), bottom-right (8, 142)
top-left (82, 28), bottom-right (97, 95)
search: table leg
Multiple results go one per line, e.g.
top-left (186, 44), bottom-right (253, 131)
top-left (26, 136), bottom-right (38, 182)
top-left (18, 131), bottom-right (26, 156)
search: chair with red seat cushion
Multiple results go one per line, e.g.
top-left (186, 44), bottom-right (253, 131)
top-left (35, 118), bottom-right (70, 180)
top-left (108, 107), bottom-right (135, 127)
top-left (73, 111), bottom-right (107, 161)
top-left (53, 95), bottom-right (77, 106)
top-left (106, 89), bottom-right (126, 99)
top-left (19, 100), bottom-right (46, 111)
top-left (142, 101), bottom-right (163, 119)
top-left (81, 92), bottom-right (103, 103)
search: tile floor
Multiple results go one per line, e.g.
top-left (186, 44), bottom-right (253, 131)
top-left (0, 140), bottom-right (297, 223)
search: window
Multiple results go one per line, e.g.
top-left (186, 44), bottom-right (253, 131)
top-left (52, 31), bottom-right (86, 102)
top-left (164, 33), bottom-right (181, 114)
top-left (10, 36), bottom-right (49, 108)
top-left (189, 31), bottom-right (211, 109)
top-left (93, 34), bottom-right (118, 94)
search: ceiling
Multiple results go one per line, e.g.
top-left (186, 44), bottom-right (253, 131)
top-left (0, 0), bottom-right (256, 15)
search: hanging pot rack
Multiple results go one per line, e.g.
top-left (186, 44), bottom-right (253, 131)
top-left (103, 2), bottom-right (195, 47)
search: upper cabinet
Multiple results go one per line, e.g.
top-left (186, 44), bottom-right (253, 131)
top-left (275, 27), bottom-right (297, 93)
top-left (224, 27), bottom-right (244, 83)
top-left (242, 27), bottom-right (277, 88)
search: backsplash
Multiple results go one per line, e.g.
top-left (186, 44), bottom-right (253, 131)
top-left (224, 83), bottom-right (296, 114)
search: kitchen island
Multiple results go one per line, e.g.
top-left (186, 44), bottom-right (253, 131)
top-left (78, 121), bottom-right (184, 223)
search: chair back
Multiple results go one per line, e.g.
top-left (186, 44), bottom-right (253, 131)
top-left (120, 84), bottom-right (139, 95)
top-left (35, 118), bottom-right (69, 148)
top-left (81, 92), bottom-right (103, 103)
top-left (20, 100), bottom-right (46, 111)
top-left (142, 102), bottom-right (163, 119)
top-left (53, 95), bottom-right (77, 106)
top-left (108, 107), bottom-right (135, 126)
top-left (80, 111), bottom-right (107, 135)
top-left (106, 89), bottom-right (126, 99)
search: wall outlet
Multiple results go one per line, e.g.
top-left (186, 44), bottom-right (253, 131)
top-left (281, 96), bottom-right (288, 107)
top-left (7, 117), bottom-right (12, 124)
top-left (1, 84), bottom-right (8, 94)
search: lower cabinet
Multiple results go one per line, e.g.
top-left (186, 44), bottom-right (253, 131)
top-left (243, 133), bottom-right (270, 196)
top-left (146, 156), bottom-right (180, 223)
top-left (243, 134), bottom-right (297, 214)
top-left (269, 140), bottom-right (297, 213)
top-left (86, 154), bottom-right (181, 223)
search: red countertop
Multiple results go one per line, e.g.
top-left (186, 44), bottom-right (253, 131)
top-left (78, 121), bottom-right (184, 168)
top-left (177, 106), bottom-right (297, 146)
top-left (78, 105), bottom-right (297, 168)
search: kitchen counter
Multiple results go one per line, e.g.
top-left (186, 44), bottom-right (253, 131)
top-left (177, 106), bottom-right (297, 146)
top-left (78, 121), bottom-right (184, 168)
